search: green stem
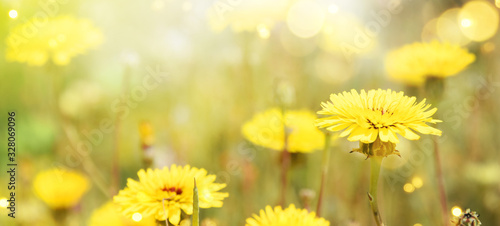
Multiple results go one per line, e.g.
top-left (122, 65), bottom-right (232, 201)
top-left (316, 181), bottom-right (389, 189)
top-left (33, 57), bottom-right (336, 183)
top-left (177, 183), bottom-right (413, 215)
top-left (52, 208), bottom-right (69, 226)
top-left (279, 107), bottom-right (290, 207)
top-left (316, 132), bottom-right (332, 216)
top-left (156, 220), bottom-right (167, 226)
top-left (193, 178), bottom-right (200, 226)
top-left (433, 137), bottom-right (448, 226)
top-left (368, 156), bottom-right (384, 226)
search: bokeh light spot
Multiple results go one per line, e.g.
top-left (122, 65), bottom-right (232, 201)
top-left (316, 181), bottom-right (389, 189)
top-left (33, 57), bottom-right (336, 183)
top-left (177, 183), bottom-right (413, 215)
top-left (151, 0), bottom-right (165, 10)
top-left (257, 24), bottom-right (270, 39)
top-left (8, 10), bottom-right (18, 19)
top-left (461, 18), bottom-right (472, 27)
top-left (132, 212), bottom-right (143, 222)
top-left (452, 206), bottom-right (462, 217)
top-left (328, 4), bottom-right (339, 14)
top-left (403, 183), bottom-right (415, 193)
top-left (412, 177), bottom-right (423, 188)
top-left (437, 8), bottom-right (471, 46)
top-left (0, 198), bottom-right (8, 208)
top-left (481, 42), bottom-right (495, 53)
top-left (287, 0), bottom-right (325, 38)
top-left (459, 0), bottom-right (499, 42)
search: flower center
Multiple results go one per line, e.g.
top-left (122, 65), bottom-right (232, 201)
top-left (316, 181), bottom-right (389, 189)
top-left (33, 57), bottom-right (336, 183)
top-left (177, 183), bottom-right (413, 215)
top-left (161, 187), bottom-right (183, 195)
top-left (366, 119), bottom-right (395, 129)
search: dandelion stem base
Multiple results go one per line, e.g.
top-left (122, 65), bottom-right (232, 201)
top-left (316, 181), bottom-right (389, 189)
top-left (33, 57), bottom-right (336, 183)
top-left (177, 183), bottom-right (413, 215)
top-left (369, 156), bottom-right (384, 226)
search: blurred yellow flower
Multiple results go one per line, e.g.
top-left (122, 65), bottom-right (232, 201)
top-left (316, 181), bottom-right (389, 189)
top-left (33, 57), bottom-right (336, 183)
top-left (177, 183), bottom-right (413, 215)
top-left (242, 108), bottom-right (326, 153)
top-left (33, 168), bottom-right (90, 209)
top-left (245, 204), bottom-right (329, 226)
top-left (113, 165), bottom-right (228, 225)
top-left (88, 202), bottom-right (155, 226)
top-left (6, 15), bottom-right (103, 66)
top-left (385, 41), bottom-right (475, 86)
top-left (316, 89), bottom-right (441, 158)
top-left (139, 121), bottom-right (155, 148)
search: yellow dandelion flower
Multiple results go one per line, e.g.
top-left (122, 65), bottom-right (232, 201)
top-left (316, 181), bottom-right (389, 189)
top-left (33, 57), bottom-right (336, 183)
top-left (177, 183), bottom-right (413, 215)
top-left (88, 201), bottom-right (156, 226)
top-left (33, 168), bottom-right (90, 209)
top-left (245, 204), bottom-right (330, 226)
top-left (113, 165), bottom-right (228, 225)
top-left (6, 15), bottom-right (103, 66)
top-left (316, 89), bottom-right (441, 158)
top-left (385, 41), bottom-right (475, 86)
top-left (242, 108), bottom-right (326, 153)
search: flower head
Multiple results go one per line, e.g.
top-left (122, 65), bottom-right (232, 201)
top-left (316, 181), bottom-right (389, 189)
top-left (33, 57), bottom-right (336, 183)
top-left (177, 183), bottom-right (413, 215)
top-left (245, 204), bottom-right (329, 226)
top-left (88, 201), bottom-right (155, 226)
top-left (385, 41), bottom-right (475, 86)
top-left (452, 208), bottom-right (481, 226)
top-left (6, 15), bottom-right (103, 66)
top-left (242, 108), bottom-right (326, 153)
top-left (113, 165), bottom-right (228, 225)
top-left (33, 168), bottom-right (90, 209)
top-left (316, 89), bottom-right (441, 158)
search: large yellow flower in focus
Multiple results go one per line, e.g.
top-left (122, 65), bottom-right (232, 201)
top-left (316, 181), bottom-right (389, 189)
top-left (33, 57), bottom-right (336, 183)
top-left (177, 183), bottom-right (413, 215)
top-left (113, 165), bottom-right (228, 225)
top-left (33, 168), bottom-right (90, 209)
top-left (385, 41), bottom-right (475, 86)
top-left (316, 89), bottom-right (441, 158)
top-left (245, 204), bottom-right (329, 226)
top-left (88, 202), bottom-right (155, 226)
top-left (242, 108), bottom-right (326, 153)
top-left (5, 16), bottom-right (103, 66)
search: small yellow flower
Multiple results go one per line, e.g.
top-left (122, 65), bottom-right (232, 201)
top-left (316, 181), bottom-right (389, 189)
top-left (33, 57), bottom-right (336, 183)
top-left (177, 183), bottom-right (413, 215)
top-left (5, 15), bottom-right (103, 66)
top-left (242, 108), bottom-right (326, 153)
top-left (113, 165), bottom-right (228, 225)
top-left (316, 89), bottom-right (441, 158)
top-left (385, 41), bottom-right (475, 86)
top-left (33, 168), bottom-right (90, 209)
top-left (88, 201), bottom-right (155, 226)
top-left (245, 204), bottom-right (329, 226)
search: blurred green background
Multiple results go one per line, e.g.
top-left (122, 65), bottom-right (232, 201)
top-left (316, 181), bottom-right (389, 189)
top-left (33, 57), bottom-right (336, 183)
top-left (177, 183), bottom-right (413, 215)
top-left (1, 0), bottom-right (500, 225)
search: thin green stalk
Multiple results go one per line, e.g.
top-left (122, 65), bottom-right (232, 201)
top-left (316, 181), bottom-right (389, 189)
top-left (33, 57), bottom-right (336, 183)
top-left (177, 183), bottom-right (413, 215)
top-left (368, 155), bottom-right (384, 226)
top-left (192, 178), bottom-right (200, 226)
top-left (279, 139), bottom-right (290, 206)
top-left (279, 108), bottom-right (290, 207)
top-left (316, 132), bottom-right (332, 216)
top-left (422, 81), bottom-right (448, 226)
top-left (112, 66), bottom-right (131, 195)
top-left (433, 137), bottom-right (448, 226)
